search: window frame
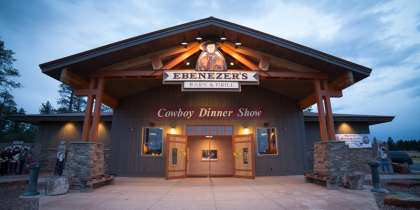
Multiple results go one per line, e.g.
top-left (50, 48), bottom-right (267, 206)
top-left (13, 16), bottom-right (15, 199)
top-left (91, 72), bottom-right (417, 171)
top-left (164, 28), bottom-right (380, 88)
top-left (255, 127), bottom-right (279, 156)
top-left (140, 127), bottom-right (164, 157)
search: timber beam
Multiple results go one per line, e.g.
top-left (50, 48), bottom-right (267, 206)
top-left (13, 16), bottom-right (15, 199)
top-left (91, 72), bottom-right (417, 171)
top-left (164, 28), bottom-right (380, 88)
top-left (60, 69), bottom-right (118, 108)
top-left (220, 42), bottom-right (319, 73)
top-left (74, 88), bottom-right (118, 108)
top-left (100, 42), bottom-right (199, 72)
top-left (263, 71), bottom-right (328, 80)
top-left (162, 42), bottom-right (201, 69)
top-left (219, 44), bottom-right (259, 71)
top-left (90, 70), bottom-right (158, 78)
top-left (298, 71), bottom-right (354, 109)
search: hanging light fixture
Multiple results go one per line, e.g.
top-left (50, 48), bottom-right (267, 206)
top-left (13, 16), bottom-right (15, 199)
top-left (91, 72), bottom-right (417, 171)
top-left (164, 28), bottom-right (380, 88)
top-left (220, 32), bottom-right (227, 41)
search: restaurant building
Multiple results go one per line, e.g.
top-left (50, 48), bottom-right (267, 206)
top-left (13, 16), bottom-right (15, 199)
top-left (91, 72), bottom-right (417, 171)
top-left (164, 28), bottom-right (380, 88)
top-left (34, 17), bottom-right (392, 182)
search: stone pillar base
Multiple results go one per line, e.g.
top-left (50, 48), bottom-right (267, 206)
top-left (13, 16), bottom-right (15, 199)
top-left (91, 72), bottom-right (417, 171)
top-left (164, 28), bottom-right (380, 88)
top-left (312, 140), bottom-right (374, 189)
top-left (314, 141), bottom-right (349, 178)
top-left (64, 142), bottom-right (104, 190)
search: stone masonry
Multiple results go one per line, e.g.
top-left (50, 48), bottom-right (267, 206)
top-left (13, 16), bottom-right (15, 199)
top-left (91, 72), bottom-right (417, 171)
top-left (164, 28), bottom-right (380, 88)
top-left (64, 142), bottom-right (104, 190)
top-left (313, 141), bottom-right (374, 187)
top-left (314, 141), bottom-right (350, 177)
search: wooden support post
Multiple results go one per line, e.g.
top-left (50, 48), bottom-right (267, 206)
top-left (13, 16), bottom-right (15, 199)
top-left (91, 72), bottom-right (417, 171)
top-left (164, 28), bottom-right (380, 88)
top-left (89, 78), bottom-right (105, 141)
top-left (323, 81), bottom-right (336, 140)
top-left (81, 79), bottom-right (95, 141)
top-left (314, 80), bottom-right (328, 141)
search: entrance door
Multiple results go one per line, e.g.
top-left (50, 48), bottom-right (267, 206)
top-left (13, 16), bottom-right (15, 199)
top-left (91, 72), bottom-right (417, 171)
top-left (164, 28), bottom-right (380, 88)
top-left (232, 134), bottom-right (255, 179)
top-left (165, 134), bottom-right (187, 179)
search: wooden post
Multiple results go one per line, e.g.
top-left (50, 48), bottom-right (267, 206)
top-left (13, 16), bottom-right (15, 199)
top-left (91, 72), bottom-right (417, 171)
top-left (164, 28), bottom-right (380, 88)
top-left (322, 81), bottom-right (336, 140)
top-left (81, 79), bottom-right (95, 141)
top-left (89, 78), bottom-right (105, 141)
top-left (314, 80), bottom-right (328, 141)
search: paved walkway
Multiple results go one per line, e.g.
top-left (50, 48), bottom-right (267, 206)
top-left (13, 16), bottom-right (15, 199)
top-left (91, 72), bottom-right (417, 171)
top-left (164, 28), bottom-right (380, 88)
top-left (40, 176), bottom-right (378, 210)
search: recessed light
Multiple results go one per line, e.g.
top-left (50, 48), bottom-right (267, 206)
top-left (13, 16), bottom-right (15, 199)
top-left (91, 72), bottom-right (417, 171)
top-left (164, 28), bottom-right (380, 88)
top-left (234, 42), bottom-right (242, 46)
top-left (229, 62), bottom-right (234, 66)
top-left (220, 37), bottom-right (227, 41)
top-left (205, 135), bottom-right (213, 138)
top-left (186, 61), bottom-right (190, 66)
top-left (181, 41), bottom-right (188, 46)
top-left (195, 37), bottom-right (203, 41)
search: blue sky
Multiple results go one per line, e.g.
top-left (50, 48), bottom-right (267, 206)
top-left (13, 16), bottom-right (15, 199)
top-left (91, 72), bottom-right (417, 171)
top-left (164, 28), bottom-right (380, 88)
top-left (0, 0), bottom-right (419, 140)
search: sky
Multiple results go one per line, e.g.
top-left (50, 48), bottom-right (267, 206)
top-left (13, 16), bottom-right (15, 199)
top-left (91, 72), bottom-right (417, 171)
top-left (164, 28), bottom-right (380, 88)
top-left (0, 0), bottom-right (419, 140)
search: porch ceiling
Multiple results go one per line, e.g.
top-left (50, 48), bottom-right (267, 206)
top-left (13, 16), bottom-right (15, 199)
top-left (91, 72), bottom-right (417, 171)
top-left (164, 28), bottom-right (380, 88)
top-left (40, 17), bottom-right (371, 83)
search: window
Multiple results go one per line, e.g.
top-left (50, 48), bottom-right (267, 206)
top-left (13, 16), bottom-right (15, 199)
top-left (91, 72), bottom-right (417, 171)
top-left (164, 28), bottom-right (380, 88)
top-left (171, 148), bottom-right (177, 165)
top-left (142, 127), bottom-right (163, 156)
top-left (202, 150), bottom-right (218, 160)
top-left (256, 128), bottom-right (278, 155)
top-left (243, 148), bottom-right (249, 164)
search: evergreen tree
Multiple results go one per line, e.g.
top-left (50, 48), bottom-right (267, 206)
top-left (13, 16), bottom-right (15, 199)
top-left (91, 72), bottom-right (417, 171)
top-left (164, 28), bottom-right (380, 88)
top-left (39, 100), bottom-right (55, 114)
top-left (387, 137), bottom-right (394, 150)
top-left (0, 39), bottom-right (35, 141)
top-left (57, 83), bottom-right (86, 113)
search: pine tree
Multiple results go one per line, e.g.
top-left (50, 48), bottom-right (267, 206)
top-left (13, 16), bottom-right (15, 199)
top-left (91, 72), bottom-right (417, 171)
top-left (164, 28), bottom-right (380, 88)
top-left (39, 100), bottom-right (55, 114)
top-left (57, 83), bottom-right (86, 113)
top-left (0, 39), bottom-right (35, 141)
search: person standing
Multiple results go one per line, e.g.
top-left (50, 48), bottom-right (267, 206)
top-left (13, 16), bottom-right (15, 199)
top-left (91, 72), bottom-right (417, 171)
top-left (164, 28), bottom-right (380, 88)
top-left (378, 146), bottom-right (391, 173)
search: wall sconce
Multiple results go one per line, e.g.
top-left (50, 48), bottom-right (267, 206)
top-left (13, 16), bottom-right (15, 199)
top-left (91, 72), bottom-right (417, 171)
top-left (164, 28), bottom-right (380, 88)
top-left (169, 127), bottom-right (177, 135)
top-left (243, 127), bottom-right (250, 135)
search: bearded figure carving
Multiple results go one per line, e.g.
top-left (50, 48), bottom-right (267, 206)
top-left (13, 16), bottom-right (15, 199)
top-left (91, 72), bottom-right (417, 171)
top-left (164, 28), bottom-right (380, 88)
top-left (196, 42), bottom-right (227, 71)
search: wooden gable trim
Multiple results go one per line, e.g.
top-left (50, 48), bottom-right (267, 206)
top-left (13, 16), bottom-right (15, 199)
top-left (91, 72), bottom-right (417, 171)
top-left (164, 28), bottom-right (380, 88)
top-left (99, 43), bottom-right (199, 72)
top-left (219, 43), bottom-right (259, 71)
top-left (264, 71), bottom-right (328, 80)
top-left (221, 42), bottom-right (319, 73)
top-left (162, 42), bottom-right (201, 69)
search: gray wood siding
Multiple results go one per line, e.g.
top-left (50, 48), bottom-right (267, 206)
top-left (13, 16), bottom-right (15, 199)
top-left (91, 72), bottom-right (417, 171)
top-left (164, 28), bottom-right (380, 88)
top-left (110, 85), bottom-right (307, 176)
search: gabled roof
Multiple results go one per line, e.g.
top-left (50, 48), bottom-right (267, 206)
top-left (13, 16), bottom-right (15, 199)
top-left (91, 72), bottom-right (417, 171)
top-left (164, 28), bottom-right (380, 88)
top-left (39, 17), bottom-right (371, 81)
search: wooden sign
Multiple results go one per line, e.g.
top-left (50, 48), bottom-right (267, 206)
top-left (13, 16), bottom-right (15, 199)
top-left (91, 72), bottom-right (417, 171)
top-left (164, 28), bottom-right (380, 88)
top-left (163, 70), bottom-right (259, 92)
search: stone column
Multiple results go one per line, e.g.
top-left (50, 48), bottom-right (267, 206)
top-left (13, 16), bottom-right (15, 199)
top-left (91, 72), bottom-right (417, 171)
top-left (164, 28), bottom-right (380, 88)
top-left (313, 141), bottom-right (350, 187)
top-left (64, 142), bottom-right (104, 190)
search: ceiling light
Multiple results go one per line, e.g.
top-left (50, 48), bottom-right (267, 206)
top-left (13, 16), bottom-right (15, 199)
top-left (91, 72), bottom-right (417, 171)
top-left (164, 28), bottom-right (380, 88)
top-left (234, 42), bottom-right (242, 46)
top-left (180, 41), bottom-right (188, 46)
top-left (195, 37), bottom-right (203, 41)
top-left (220, 37), bottom-right (227, 41)
top-left (229, 62), bottom-right (234, 66)
top-left (186, 61), bottom-right (190, 66)
top-left (205, 135), bottom-right (213, 138)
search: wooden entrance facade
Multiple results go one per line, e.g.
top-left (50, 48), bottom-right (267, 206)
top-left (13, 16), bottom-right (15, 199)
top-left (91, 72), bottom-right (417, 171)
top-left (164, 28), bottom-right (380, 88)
top-left (39, 17), bottom-right (372, 177)
top-left (165, 125), bottom-right (255, 179)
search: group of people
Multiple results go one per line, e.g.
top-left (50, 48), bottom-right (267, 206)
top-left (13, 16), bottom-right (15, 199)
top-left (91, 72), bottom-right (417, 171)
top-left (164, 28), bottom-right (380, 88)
top-left (0, 144), bottom-right (32, 176)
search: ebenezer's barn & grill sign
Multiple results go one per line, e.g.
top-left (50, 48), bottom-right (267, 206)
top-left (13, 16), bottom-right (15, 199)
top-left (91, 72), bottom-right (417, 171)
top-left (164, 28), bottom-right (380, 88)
top-left (25, 17), bottom-right (393, 185)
